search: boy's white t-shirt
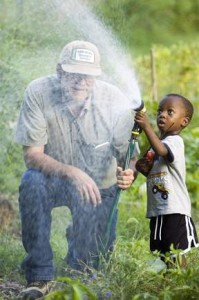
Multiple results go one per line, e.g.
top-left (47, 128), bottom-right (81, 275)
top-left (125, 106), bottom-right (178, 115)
top-left (146, 135), bottom-right (191, 218)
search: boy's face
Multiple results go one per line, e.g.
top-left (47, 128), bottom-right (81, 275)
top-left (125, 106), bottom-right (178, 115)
top-left (157, 96), bottom-right (189, 135)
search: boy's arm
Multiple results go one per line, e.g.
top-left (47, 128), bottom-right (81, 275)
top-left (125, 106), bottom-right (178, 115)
top-left (135, 112), bottom-right (168, 157)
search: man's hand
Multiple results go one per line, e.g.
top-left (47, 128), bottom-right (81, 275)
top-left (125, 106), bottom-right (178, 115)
top-left (116, 167), bottom-right (135, 190)
top-left (69, 168), bottom-right (101, 207)
top-left (23, 145), bottom-right (101, 207)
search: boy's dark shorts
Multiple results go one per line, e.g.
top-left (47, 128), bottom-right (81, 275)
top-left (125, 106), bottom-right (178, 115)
top-left (150, 214), bottom-right (198, 254)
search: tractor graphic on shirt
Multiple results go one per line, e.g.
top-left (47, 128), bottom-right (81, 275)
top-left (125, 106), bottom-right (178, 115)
top-left (152, 183), bottom-right (169, 200)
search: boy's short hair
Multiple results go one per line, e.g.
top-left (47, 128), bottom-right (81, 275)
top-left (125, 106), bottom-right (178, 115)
top-left (166, 93), bottom-right (194, 121)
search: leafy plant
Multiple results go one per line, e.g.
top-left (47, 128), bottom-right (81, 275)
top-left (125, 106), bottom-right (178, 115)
top-left (45, 277), bottom-right (96, 300)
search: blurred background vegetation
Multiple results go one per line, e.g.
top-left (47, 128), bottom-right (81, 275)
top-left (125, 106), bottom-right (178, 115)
top-left (93, 0), bottom-right (199, 56)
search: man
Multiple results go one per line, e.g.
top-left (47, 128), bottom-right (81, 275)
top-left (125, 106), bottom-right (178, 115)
top-left (16, 40), bottom-right (138, 299)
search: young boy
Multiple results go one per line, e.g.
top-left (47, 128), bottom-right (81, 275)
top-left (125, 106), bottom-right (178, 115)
top-left (135, 93), bottom-right (198, 266)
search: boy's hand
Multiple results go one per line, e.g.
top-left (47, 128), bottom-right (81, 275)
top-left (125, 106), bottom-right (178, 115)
top-left (135, 111), bottom-right (149, 130)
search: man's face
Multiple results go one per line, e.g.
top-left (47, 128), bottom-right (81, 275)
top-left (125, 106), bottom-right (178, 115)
top-left (61, 72), bottom-right (96, 101)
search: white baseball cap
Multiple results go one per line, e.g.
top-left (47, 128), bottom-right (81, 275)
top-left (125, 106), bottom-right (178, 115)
top-left (59, 40), bottom-right (102, 76)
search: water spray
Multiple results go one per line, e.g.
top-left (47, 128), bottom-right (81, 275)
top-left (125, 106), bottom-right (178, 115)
top-left (42, 0), bottom-right (142, 110)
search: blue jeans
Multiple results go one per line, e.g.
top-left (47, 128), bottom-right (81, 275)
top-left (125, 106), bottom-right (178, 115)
top-left (19, 169), bottom-right (118, 282)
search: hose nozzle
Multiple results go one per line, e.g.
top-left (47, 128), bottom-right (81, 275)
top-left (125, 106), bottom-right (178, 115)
top-left (131, 100), bottom-right (145, 137)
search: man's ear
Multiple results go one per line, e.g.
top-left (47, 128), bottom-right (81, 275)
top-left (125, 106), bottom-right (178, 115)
top-left (181, 116), bottom-right (190, 128)
top-left (56, 63), bottom-right (63, 80)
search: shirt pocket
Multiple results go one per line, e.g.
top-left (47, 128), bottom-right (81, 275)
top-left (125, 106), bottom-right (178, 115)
top-left (86, 141), bottom-right (111, 167)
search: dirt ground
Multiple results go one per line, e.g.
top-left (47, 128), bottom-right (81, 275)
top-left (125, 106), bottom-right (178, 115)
top-left (0, 281), bottom-right (24, 300)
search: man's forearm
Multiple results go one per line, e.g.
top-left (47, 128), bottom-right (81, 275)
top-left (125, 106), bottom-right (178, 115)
top-left (24, 150), bottom-right (75, 178)
top-left (23, 146), bottom-right (102, 205)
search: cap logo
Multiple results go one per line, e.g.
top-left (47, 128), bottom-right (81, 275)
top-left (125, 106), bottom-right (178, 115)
top-left (71, 48), bottom-right (95, 64)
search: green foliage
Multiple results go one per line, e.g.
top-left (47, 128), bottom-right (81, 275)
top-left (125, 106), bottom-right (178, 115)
top-left (0, 0), bottom-right (76, 51)
top-left (45, 277), bottom-right (96, 300)
top-left (183, 127), bottom-right (199, 207)
top-left (0, 232), bottom-right (25, 283)
top-left (1, 197), bottom-right (199, 299)
top-left (0, 61), bottom-right (26, 194)
top-left (93, 0), bottom-right (199, 55)
top-left (135, 43), bottom-right (199, 100)
top-left (117, 190), bottom-right (149, 241)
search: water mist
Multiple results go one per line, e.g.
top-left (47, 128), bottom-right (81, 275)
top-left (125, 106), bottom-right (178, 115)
top-left (42, 0), bottom-right (142, 109)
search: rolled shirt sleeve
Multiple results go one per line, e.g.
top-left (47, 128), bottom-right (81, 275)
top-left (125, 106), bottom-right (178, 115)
top-left (15, 81), bottom-right (47, 146)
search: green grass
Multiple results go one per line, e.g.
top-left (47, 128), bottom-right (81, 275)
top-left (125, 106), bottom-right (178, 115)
top-left (1, 191), bottom-right (199, 299)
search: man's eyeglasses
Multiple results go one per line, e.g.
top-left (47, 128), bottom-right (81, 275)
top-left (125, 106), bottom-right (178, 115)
top-left (63, 72), bottom-right (95, 83)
